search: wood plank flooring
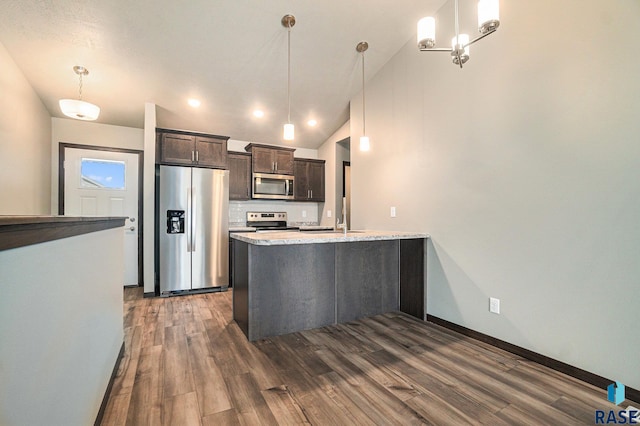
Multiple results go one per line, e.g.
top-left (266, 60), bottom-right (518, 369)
top-left (100, 288), bottom-right (609, 425)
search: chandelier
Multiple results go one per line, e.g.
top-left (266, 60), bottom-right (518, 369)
top-left (417, 0), bottom-right (499, 68)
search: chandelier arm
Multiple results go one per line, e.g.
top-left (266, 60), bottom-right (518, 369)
top-left (419, 47), bottom-right (455, 52)
top-left (464, 29), bottom-right (497, 49)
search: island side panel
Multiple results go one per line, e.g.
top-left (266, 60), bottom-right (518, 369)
top-left (400, 238), bottom-right (426, 320)
top-left (248, 243), bottom-right (336, 341)
top-left (336, 240), bottom-right (400, 323)
top-left (232, 240), bottom-right (250, 337)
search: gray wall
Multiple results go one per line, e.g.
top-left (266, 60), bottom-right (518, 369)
top-left (350, 0), bottom-right (640, 390)
top-left (0, 228), bottom-right (124, 425)
top-left (0, 41), bottom-right (51, 214)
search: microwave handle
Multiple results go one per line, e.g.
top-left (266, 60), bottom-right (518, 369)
top-left (285, 179), bottom-right (290, 196)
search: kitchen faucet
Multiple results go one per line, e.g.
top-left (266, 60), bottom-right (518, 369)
top-left (336, 197), bottom-right (347, 235)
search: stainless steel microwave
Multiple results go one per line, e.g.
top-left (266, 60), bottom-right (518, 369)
top-left (252, 173), bottom-right (294, 200)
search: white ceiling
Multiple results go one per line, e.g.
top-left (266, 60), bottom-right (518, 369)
top-left (0, 0), bottom-right (447, 148)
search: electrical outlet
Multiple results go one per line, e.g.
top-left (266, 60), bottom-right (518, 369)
top-left (302, 210), bottom-right (307, 218)
top-left (327, 210), bottom-right (332, 218)
top-left (489, 297), bottom-right (500, 314)
top-left (390, 206), bottom-right (397, 218)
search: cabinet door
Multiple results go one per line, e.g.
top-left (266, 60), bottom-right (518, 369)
top-left (195, 136), bottom-right (227, 168)
top-left (274, 149), bottom-right (294, 175)
top-left (160, 133), bottom-right (195, 165)
top-left (229, 153), bottom-right (251, 200)
top-left (308, 161), bottom-right (325, 201)
top-left (293, 160), bottom-right (309, 200)
top-left (252, 147), bottom-right (275, 173)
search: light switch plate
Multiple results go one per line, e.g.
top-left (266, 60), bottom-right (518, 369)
top-left (327, 210), bottom-right (332, 218)
top-left (302, 210), bottom-right (307, 218)
top-left (390, 207), bottom-right (396, 217)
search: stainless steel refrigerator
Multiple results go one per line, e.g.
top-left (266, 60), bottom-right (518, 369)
top-left (158, 165), bottom-right (229, 294)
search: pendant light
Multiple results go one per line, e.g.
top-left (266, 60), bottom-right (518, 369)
top-left (356, 42), bottom-right (370, 152)
top-left (282, 15), bottom-right (296, 141)
top-left (59, 66), bottom-right (100, 121)
top-left (417, 0), bottom-right (499, 68)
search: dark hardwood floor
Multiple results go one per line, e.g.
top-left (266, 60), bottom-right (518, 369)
top-left (100, 288), bottom-right (610, 425)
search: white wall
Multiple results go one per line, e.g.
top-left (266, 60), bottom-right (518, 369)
top-left (0, 41), bottom-right (51, 214)
top-left (51, 117), bottom-right (144, 213)
top-left (317, 121), bottom-right (350, 227)
top-left (350, 0), bottom-right (640, 390)
top-left (0, 228), bottom-right (124, 425)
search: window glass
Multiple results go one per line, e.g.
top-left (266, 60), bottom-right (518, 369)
top-left (81, 158), bottom-right (126, 189)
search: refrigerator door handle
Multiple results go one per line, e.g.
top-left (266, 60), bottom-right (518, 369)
top-left (187, 187), bottom-right (192, 252)
top-left (191, 187), bottom-right (197, 252)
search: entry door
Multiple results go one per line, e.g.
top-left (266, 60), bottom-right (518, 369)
top-left (63, 147), bottom-right (139, 286)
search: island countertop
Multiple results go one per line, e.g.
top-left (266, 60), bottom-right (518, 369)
top-left (230, 229), bottom-right (429, 246)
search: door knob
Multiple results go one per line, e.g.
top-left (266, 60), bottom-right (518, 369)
top-left (129, 226), bottom-right (136, 231)
top-left (129, 217), bottom-right (136, 222)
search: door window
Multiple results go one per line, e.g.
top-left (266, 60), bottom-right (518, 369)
top-left (80, 158), bottom-right (126, 189)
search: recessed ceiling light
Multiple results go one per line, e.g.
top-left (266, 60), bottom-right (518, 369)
top-left (188, 98), bottom-right (201, 108)
top-left (307, 119), bottom-right (317, 126)
top-left (253, 110), bottom-right (265, 118)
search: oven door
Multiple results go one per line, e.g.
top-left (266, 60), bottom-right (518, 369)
top-left (252, 173), bottom-right (294, 200)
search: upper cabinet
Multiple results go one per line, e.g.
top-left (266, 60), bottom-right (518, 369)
top-left (294, 159), bottom-right (325, 202)
top-left (157, 129), bottom-right (229, 169)
top-left (228, 152), bottom-right (251, 200)
top-left (245, 143), bottom-right (295, 175)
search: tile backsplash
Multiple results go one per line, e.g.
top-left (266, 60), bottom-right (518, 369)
top-left (229, 200), bottom-right (320, 226)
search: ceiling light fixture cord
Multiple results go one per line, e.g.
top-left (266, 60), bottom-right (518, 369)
top-left (454, 0), bottom-right (462, 68)
top-left (78, 72), bottom-right (83, 100)
top-left (287, 23), bottom-right (291, 124)
top-left (362, 50), bottom-right (366, 135)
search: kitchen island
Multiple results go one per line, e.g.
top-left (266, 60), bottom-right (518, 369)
top-left (231, 230), bottom-right (428, 341)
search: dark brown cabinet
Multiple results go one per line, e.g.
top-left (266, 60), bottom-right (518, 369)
top-left (228, 152), bottom-right (251, 200)
top-left (157, 129), bottom-right (228, 169)
top-left (294, 159), bottom-right (325, 202)
top-left (245, 143), bottom-right (295, 175)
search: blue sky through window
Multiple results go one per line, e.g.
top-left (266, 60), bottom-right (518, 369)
top-left (81, 158), bottom-right (126, 189)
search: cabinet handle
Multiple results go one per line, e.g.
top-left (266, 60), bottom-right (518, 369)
top-left (275, 162), bottom-right (278, 171)
top-left (310, 189), bottom-right (313, 199)
top-left (247, 187), bottom-right (250, 197)
top-left (196, 151), bottom-right (199, 162)
top-left (191, 151), bottom-right (195, 162)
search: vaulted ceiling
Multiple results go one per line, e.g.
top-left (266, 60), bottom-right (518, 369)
top-left (0, 0), bottom-right (447, 148)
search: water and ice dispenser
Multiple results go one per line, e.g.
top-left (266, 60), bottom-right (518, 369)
top-left (166, 210), bottom-right (185, 234)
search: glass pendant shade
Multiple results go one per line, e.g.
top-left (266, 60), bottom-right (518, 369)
top-left (417, 17), bottom-right (436, 49)
top-left (359, 136), bottom-right (370, 152)
top-left (452, 34), bottom-right (470, 55)
top-left (59, 99), bottom-right (100, 121)
top-left (283, 123), bottom-right (295, 141)
top-left (478, 0), bottom-right (500, 33)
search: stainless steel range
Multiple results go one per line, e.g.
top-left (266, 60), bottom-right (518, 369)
top-left (246, 212), bottom-right (299, 232)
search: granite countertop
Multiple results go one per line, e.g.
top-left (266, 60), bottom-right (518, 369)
top-left (230, 230), bottom-right (429, 246)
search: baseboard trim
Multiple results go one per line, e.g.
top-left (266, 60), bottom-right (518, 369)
top-left (426, 315), bottom-right (639, 404)
top-left (94, 342), bottom-right (125, 426)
